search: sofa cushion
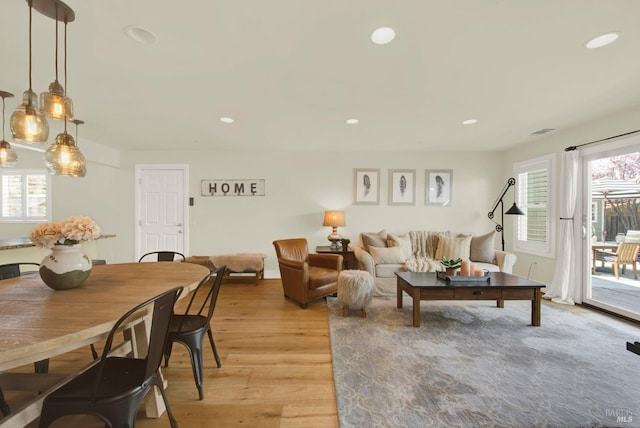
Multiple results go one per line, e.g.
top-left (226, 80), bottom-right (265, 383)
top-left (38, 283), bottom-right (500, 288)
top-left (361, 230), bottom-right (388, 251)
top-left (435, 235), bottom-right (471, 261)
top-left (387, 233), bottom-right (412, 260)
top-left (375, 263), bottom-right (406, 278)
top-left (470, 231), bottom-right (497, 263)
top-left (369, 245), bottom-right (406, 264)
top-left (473, 262), bottom-right (500, 273)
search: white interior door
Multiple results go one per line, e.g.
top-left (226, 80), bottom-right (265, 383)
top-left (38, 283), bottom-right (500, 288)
top-left (135, 165), bottom-right (189, 260)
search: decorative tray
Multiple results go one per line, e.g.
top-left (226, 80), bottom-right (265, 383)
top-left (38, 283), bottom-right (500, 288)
top-left (437, 271), bottom-right (490, 283)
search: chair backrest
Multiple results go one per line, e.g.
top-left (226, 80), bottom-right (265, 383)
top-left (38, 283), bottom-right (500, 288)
top-left (92, 286), bottom-right (183, 396)
top-left (273, 238), bottom-right (309, 263)
top-left (0, 262), bottom-right (40, 280)
top-left (138, 251), bottom-right (186, 263)
top-left (176, 266), bottom-right (226, 331)
top-left (617, 243), bottom-right (640, 263)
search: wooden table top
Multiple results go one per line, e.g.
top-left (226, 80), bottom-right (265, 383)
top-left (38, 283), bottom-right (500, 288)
top-left (0, 262), bottom-right (209, 372)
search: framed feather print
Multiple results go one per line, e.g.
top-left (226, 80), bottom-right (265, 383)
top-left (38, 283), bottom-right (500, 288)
top-left (354, 168), bottom-right (380, 205)
top-left (389, 169), bottom-right (415, 205)
top-left (426, 169), bottom-right (453, 206)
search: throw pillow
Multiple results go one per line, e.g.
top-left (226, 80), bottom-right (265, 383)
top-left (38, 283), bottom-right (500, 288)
top-left (434, 235), bottom-right (472, 261)
top-left (387, 233), bottom-right (413, 260)
top-left (625, 230), bottom-right (640, 243)
top-left (361, 230), bottom-right (388, 251)
top-left (470, 231), bottom-right (497, 263)
top-left (368, 245), bottom-right (406, 264)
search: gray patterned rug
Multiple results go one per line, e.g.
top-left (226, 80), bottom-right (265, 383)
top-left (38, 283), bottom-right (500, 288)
top-left (327, 295), bottom-right (640, 428)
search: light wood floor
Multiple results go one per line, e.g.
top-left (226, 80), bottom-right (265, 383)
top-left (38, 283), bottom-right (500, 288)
top-left (8, 278), bottom-right (339, 427)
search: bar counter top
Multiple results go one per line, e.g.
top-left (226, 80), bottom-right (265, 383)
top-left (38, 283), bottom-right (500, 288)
top-left (0, 235), bottom-right (116, 251)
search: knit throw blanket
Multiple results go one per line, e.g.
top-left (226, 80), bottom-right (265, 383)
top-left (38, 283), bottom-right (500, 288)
top-left (405, 231), bottom-right (451, 272)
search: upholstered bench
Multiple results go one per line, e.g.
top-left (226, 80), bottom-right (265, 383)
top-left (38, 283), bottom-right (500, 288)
top-left (337, 270), bottom-right (374, 317)
top-left (185, 253), bottom-right (266, 284)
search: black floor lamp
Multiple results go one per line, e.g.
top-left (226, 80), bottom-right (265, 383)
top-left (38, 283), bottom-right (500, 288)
top-left (488, 177), bottom-right (525, 250)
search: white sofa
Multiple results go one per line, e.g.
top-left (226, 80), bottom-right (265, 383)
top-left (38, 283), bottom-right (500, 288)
top-left (352, 229), bottom-right (517, 296)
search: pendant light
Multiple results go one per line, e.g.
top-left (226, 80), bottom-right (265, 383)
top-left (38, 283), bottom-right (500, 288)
top-left (44, 118), bottom-right (86, 177)
top-left (0, 91), bottom-right (18, 167)
top-left (40, 1), bottom-right (74, 120)
top-left (10, 0), bottom-right (49, 144)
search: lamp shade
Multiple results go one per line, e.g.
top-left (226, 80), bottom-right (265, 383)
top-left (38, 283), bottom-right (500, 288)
top-left (323, 211), bottom-right (346, 227)
top-left (44, 131), bottom-right (86, 177)
top-left (505, 202), bottom-right (525, 215)
top-left (10, 89), bottom-right (49, 144)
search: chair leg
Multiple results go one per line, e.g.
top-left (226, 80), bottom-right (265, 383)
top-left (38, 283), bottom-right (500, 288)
top-left (154, 372), bottom-right (178, 428)
top-left (207, 328), bottom-right (222, 368)
top-left (614, 263), bottom-right (620, 279)
top-left (0, 386), bottom-right (10, 417)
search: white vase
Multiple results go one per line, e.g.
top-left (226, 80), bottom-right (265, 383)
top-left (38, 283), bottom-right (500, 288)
top-left (39, 244), bottom-right (92, 290)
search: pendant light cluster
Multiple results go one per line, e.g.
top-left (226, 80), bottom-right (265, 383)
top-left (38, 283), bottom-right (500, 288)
top-left (1, 0), bottom-right (87, 177)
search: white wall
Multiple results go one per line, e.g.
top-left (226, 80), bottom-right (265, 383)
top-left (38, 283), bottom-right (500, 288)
top-left (123, 149), bottom-right (506, 275)
top-left (503, 104), bottom-right (640, 284)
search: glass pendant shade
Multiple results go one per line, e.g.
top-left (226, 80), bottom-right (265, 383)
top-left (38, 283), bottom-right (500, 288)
top-left (41, 80), bottom-right (73, 120)
top-left (0, 141), bottom-right (18, 167)
top-left (44, 131), bottom-right (86, 177)
top-left (11, 89), bottom-right (49, 144)
top-left (0, 90), bottom-right (18, 167)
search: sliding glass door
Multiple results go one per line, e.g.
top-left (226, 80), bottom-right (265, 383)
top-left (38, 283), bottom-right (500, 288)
top-left (581, 139), bottom-right (640, 320)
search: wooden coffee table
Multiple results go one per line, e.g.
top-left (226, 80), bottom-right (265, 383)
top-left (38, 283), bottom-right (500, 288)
top-left (396, 271), bottom-right (545, 327)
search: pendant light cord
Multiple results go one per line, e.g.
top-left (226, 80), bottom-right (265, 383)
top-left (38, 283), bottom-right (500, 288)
top-left (2, 97), bottom-right (5, 141)
top-left (64, 18), bottom-right (68, 95)
top-left (28, 0), bottom-right (33, 90)
top-left (55, 4), bottom-right (59, 82)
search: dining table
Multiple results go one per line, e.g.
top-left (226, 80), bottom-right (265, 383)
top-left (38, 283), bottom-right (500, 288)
top-left (591, 242), bottom-right (619, 273)
top-left (0, 261), bottom-right (210, 428)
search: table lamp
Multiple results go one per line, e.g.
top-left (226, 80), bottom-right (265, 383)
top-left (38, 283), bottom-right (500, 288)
top-left (323, 210), bottom-right (346, 250)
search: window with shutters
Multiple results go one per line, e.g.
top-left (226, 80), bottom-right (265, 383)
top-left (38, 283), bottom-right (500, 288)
top-left (513, 154), bottom-right (555, 257)
top-left (0, 170), bottom-right (51, 223)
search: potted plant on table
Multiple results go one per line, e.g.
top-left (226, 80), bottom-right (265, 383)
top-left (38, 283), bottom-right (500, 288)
top-left (441, 256), bottom-right (462, 276)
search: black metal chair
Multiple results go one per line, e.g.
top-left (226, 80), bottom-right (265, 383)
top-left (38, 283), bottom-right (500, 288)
top-left (163, 266), bottom-right (225, 400)
top-left (37, 286), bottom-right (184, 428)
top-left (138, 251), bottom-right (186, 263)
top-left (0, 262), bottom-right (40, 279)
top-left (0, 384), bottom-right (9, 417)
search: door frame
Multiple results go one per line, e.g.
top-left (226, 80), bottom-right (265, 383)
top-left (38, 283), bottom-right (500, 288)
top-left (579, 136), bottom-right (640, 320)
top-left (134, 164), bottom-right (190, 261)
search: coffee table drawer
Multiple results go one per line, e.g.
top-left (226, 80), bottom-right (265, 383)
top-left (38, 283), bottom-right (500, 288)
top-left (455, 288), bottom-right (501, 299)
top-left (502, 288), bottom-right (536, 299)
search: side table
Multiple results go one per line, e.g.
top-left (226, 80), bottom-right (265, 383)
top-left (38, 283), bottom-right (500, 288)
top-left (315, 246), bottom-right (357, 270)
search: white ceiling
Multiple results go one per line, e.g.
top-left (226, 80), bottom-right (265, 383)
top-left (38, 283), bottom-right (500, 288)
top-left (2, 0), bottom-right (640, 153)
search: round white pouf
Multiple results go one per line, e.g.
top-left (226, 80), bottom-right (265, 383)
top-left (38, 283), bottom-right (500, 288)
top-left (337, 270), bottom-right (374, 317)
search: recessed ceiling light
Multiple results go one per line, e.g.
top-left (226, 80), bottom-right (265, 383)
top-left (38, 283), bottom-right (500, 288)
top-left (346, 118), bottom-right (359, 125)
top-left (462, 119), bottom-right (477, 125)
top-left (123, 26), bottom-right (157, 44)
top-left (585, 32), bottom-right (619, 49)
top-left (371, 27), bottom-right (395, 45)
top-left (220, 117), bottom-right (234, 123)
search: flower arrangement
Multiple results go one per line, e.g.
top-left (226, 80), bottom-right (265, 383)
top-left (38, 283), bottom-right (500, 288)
top-left (30, 216), bottom-right (101, 249)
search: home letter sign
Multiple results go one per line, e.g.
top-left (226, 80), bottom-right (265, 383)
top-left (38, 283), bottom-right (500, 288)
top-left (201, 179), bottom-right (266, 196)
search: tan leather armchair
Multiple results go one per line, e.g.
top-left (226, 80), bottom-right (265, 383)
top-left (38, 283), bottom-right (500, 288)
top-left (273, 238), bottom-right (343, 308)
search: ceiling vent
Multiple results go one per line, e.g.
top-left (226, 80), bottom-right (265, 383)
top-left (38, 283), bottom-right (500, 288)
top-left (530, 128), bottom-right (556, 136)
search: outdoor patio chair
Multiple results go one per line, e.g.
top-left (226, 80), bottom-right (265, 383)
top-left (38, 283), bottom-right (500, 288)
top-left (0, 262), bottom-right (40, 279)
top-left (37, 286), bottom-right (183, 428)
top-left (594, 242), bottom-right (640, 280)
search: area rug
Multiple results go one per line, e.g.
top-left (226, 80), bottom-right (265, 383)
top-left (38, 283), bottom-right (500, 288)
top-left (327, 295), bottom-right (640, 428)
